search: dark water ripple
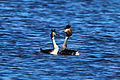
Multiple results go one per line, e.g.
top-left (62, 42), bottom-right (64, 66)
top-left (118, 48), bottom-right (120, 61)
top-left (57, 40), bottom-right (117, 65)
top-left (0, 0), bottom-right (120, 80)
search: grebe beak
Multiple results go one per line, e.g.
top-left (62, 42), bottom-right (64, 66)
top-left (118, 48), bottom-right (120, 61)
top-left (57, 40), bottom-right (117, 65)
top-left (59, 29), bottom-right (65, 32)
top-left (59, 28), bottom-right (69, 32)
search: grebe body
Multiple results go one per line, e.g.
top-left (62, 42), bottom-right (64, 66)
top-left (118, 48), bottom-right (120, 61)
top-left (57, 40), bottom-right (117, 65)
top-left (60, 49), bottom-right (80, 56)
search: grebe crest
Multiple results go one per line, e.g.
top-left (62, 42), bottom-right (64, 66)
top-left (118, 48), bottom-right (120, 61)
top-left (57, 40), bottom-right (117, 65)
top-left (51, 29), bottom-right (57, 38)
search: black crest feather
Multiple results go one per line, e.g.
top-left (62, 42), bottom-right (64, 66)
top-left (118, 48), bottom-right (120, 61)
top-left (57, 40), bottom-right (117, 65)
top-left (65, 24), bottom-right (71, 29)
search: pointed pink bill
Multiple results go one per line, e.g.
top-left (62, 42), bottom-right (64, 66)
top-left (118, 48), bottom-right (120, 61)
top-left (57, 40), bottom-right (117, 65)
top-left (59, 29), bottom-right (65, 32)
top-left (59, 29), bottom-right (69, 32)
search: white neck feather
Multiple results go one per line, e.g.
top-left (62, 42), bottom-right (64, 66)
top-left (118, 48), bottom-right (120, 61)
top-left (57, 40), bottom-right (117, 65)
top-left (52, 37), bottom-right (58, 49)
top-left (61, 36), bottom-right (69, 51)
top-left (51, 37), bottom-right (59, 55)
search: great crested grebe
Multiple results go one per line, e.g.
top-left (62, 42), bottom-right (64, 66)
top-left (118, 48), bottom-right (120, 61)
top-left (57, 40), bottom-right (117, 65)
top-left (40, 29), bottom-right (59, 55)
top-left (59, 24), bottom-right (80, 56)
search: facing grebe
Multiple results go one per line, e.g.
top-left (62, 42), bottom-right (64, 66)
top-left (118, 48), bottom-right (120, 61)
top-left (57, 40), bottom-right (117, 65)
top-left (40, 29), bottom-right (59, 55)
top-left (59, 24), bottom-right (80, 56)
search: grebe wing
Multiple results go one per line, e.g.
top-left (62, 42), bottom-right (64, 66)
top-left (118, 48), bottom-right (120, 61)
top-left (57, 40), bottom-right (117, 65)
top-left (40, 48), bottom-right (53, 54)
top-left (60, 49), bottom-right (79, 55)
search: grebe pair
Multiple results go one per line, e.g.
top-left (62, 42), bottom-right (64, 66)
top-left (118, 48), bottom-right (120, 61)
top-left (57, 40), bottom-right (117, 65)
top-left (40, 25), bottom-right (80, 56)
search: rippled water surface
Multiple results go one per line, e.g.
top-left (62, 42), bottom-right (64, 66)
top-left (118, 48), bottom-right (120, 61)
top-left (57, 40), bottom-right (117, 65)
top-left (0, 0), bottom-right (120, 80)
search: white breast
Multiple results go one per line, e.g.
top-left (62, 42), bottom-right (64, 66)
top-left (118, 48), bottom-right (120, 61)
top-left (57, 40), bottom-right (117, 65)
top-left (50, 48), bottom-right (59, 55)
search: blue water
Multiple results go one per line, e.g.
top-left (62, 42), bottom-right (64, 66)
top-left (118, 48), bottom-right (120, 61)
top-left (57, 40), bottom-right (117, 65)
top-left (0, 0), bottom-right (120, 80)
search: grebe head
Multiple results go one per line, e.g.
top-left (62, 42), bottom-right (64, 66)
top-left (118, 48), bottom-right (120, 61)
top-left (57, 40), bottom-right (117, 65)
top-left (51, 29), bottom-right (57, 38)
top-left (59, 24), bottom-right (72, 36)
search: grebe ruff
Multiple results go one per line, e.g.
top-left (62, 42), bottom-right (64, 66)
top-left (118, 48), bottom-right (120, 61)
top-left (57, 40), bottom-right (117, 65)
top-left (40, 29), bottom-right (59, 55)
top-left (59, 24), bottom-right (80, 56)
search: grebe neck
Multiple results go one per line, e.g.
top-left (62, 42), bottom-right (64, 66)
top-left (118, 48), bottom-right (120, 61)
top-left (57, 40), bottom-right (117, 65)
top-left (52, 37), bottom-right (58, 49)
top-left (61, 36), bottom-right (69, 51)
top-left (51, 37), bottom-right (59, 55)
